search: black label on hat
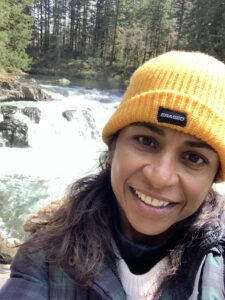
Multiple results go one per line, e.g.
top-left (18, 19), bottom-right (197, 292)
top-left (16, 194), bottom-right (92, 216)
top-left (157, 107), bottom-right (187, 127)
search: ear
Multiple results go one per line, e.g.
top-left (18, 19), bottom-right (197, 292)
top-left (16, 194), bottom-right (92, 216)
top-left (106, 138), bottom-right (117, 165)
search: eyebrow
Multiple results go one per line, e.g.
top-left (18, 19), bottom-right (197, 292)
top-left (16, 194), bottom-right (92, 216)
top-left (134, 123), bottom-right (165, 136)
top-left (133, 123), bottom-right (215, 151)
top-left (183, 141), bottom-right (214, 151)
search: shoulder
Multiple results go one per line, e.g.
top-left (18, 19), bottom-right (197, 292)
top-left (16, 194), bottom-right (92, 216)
top-left (0, 248), bottom-right (48, 300)
top-left (199, 246), bottom-right (225, 299)
top-left (0, 248), bottom-right (89, 300)
top-left (190, 209), bottom-right (225, 298)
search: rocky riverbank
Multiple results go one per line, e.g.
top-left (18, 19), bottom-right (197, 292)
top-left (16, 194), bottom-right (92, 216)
top-left (0, 80), bottom-right (52, 102)
top-left (0, 75), bottom-right (52, 147)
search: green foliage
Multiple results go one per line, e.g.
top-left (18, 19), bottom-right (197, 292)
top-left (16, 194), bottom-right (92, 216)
top-left (1, 0), bottom-right (225, 74)
top-left (0, 0), bottom-right (10, 68)
top-left (0, 0), bottom-right (33, 71)
top-left (183, 0), bottom-right (225, 59)
top-left (26, 0), bottom-right (225, 74)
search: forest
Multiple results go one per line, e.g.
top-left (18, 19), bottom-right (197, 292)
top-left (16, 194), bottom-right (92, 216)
top-left (0, 0), bottom-right (225, 78)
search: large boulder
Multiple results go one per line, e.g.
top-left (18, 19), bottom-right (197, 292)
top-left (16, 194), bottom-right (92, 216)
top-left (0, 81), bottom-right (23, 101)
top-left (21, 84), bottom-right (51, 101)
top-left (0, 119), bottom-right (29, 147)
top-left (62, 108), bottom-right (99, 138)
top-left (62, 109), bottom-right (77, 121)
top-left (22, 107), bottom-right (41, 124)
top-left (1, 105), bottom-right (19, 120)
top-left (56, 78), bottom-right (71, 86)
top-left (82, 109), bottom-right (98, 138)
top-left (0, 80), bottom-right (52, 101)
top-left (0, 133), bottom-right (10, 147)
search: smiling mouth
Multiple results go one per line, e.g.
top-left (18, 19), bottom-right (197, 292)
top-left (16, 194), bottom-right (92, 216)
top-left (133, 189), bottom-right (171, 208)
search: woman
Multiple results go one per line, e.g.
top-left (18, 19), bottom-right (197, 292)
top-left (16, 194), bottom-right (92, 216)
top-left (1, 51), bottom-right (225, 299)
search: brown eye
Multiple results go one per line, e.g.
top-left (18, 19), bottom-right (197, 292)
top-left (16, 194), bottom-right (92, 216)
top-left (183, 152), bottom-right (208, 165)
top-left (135, 136), bottom-right (157, 149)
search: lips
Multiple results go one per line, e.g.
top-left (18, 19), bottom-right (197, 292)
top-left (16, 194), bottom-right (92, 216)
top-left (133, 189), bottom-right (171, 208)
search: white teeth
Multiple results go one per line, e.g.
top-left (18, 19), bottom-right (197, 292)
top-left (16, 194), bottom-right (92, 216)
top-left (134, 190), bottom-right (170, 208)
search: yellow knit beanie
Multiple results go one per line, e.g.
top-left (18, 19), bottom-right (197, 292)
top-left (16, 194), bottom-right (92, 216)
top-left (102, 51), bottom-right (225, 181)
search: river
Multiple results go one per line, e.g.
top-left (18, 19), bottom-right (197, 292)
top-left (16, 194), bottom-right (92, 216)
top-left (0, 78), bottom-right (122, 239)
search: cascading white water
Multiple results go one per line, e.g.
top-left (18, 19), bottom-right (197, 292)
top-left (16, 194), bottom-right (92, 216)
top-left (0, 82), bottom-right (122, 239)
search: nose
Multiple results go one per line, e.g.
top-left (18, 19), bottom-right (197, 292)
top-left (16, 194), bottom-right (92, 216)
top-left (142, 153), bottom-right (179, 189)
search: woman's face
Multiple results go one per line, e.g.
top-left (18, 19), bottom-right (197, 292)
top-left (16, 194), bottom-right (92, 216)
top-left (110, 123), bottom-right (219, 242)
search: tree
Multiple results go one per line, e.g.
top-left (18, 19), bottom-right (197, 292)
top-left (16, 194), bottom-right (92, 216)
top-left (0, 0), bottom-right (33, 70)
top-left (183, 0), bottom-right (225, 59)
top-left (209, 0), bottom-right (225, 58)
top-left (141, 0), bottom-right (173, 60)
top-left (0, 0), bottom-right (10, 68)
top-left (110, 0), bottom-right (120, 65)
top-left (171, 0), bottom-right (191, 49)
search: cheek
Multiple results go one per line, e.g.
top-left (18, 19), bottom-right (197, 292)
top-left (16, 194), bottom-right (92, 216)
top-left (183, 176), bottom-right (213, 213)
top-left (111, 151), bottom-right (128, 193)
top-left (110, 148), bottom-right (137, 200)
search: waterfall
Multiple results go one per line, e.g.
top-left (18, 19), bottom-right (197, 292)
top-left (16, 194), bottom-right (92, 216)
top-left (0, 82), bottom-right (122, 239)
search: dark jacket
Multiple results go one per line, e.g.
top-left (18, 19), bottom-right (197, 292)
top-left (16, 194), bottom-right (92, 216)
top-left (0, 237), bottom-right (224, 300)
top-left (0, 215), bottom-right (225, 300)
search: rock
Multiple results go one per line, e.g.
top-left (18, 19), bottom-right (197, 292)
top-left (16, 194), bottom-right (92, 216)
top-left (99, 98), bottom-right (113, 103)
top-left (0, 119), bottom-right (29, 147)
top-left (6, 238), bottom-right (20, 246)
top-left (23, 199), bottom-right (65, 233)
top-left (62, 109), bottom-right (77, 121)
top-left (62, 108), bottom-right (98, 138)
top-left (21, 84), bottom-right (51, 101)
top-left (0, 80), bottom-right (52, 101)
top-left (0, 235), bottom-right (18, 264)
top-left (29, 78), bottom-right (37, 83)
top-left (1, 105), bottom-right (19, 120)
top-left (82, 109), bottom-right (98, 138)
top-left (56, 78), bottom-right (71, 86)
top-left (0, 81), bottom-right (20, 91)
top-left (0, 105), bottom-right (32, 147)
top-left (0, 133), bottom-right (9, 147)
top-left (22, 107), bottom-right (41, 124)
top-left (113, 74), bottom-right (122, 82)
top-left (0, 81), bottom-right (24, 101)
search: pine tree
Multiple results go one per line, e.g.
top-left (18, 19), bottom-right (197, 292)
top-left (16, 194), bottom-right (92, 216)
top-left (0, 0), bottom-right (10, 68)
top-left (141, 0), bottom-right (173, 60)
top-left (210, 0), bottom-right (225, 58)
top-left (0, 0), bottom-right (33, 70)
top-left (171, 0), bottom-right (192, 49)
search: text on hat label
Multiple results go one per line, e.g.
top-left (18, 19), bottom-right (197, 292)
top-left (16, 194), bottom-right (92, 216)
top-left (157, 107), bottom-right (187, 127)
